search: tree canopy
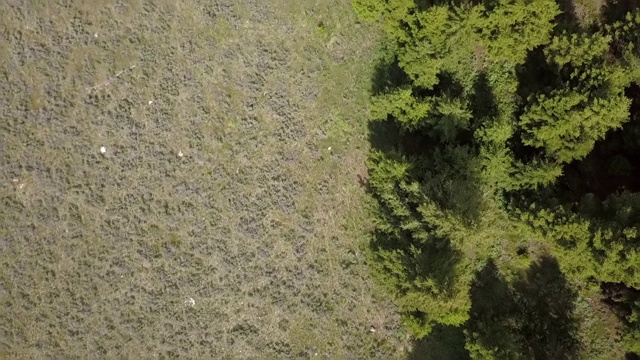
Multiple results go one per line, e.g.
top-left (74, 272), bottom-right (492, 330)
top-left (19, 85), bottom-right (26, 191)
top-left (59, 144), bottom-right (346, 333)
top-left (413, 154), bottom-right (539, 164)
top-left (355, 0), bottom-right (640, 357)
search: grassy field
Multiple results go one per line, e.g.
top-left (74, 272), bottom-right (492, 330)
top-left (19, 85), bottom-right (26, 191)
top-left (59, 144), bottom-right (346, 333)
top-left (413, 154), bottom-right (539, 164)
top-left (0, 0), bottom-right (411, 358)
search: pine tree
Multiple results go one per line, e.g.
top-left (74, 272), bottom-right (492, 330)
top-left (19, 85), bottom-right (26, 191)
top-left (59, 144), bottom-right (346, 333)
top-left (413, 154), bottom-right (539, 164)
top-left (520, 90), bottom-right (630, 163)
top-left (354, 0), bottom-right (640, 353)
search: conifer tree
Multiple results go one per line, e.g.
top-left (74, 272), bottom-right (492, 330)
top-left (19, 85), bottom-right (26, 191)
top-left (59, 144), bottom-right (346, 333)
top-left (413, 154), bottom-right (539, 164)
top-left (354, 0), bottom-right (640, 354)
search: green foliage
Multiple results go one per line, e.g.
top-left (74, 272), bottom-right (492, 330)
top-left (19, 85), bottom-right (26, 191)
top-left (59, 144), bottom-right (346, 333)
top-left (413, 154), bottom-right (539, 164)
top-left (608, 11), bottom-right (640, 60)
top-left (350, 0), bottom-right (384, 22)
top-left (520, 91), bottom-right (630, 163)
top-left (474, 0), bottom-right (560, 64)
top-left (520, 30), bottom-right (633, 165)
top-left (367, 151), bottom-right (475, 335)
top-left (371, 88), bottom-right (434, 129)
top-left (354, 0), bottom-right (640, 355)
top-left (513, 159), bottom-right (564, 189)
top-left (624, 329), bottom-right (640, 354)
top-left (431, 96), bottom-right (474, 141)
top-left (545, 32), bottom-right (611, 67)
top-left (396, 6), bottom-right (463, 89)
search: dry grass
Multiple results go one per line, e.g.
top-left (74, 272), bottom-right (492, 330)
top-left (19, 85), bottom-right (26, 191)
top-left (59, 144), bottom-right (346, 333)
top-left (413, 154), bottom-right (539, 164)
top-left (0, 0), bottom-right (410, 358)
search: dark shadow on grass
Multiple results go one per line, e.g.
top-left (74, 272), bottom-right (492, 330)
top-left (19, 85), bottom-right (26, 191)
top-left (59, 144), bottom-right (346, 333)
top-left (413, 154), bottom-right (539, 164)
top-left (407, 324), bottom-right (470, 360)
top-left (601, 0), bottom-right (639, 24)
top-left (554, 0), bottom-right (581, 32)
top-left (465, 259), bottom-right (519, 356)
top-left (465, 257), bottom-right (580, 359)
top-left (601, 282), bottom-right (640, 322)
top-left (513, 257), bottom-right (580, 359)
top-left (469, 72), bottom-right (499, 123)
top-left (468, 72), bottom-right (500, 143)
top-left (601, 282), bottom-right (640, 359)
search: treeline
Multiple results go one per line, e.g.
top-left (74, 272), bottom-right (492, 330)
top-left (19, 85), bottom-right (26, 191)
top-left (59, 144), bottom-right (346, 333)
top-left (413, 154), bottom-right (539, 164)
top-left (353, 0), bottom-right (640, 357)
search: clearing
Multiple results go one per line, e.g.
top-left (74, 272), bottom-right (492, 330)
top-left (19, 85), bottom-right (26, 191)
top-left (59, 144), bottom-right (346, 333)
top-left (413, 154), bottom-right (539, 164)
top-left (0, 0), bottom-right (408, 358)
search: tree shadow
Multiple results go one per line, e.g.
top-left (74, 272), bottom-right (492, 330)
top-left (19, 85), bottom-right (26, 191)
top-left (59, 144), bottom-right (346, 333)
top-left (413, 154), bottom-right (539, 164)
top-left (368, 121), bottom-right (486, 224)
top-left (554, 0), bottom-right (582, 32)
top-left (513, 257), bottom-right (580, 359)
top-left (371, 53), bottom-right (410, 96)
top-left (628, 353), bottom-right (640, 360)
top-left (601, 282), bottom-right (640, 359)
top-left (552, 0), bottom-right (637, 32)
top-left (368, 222), bottom-right (467, 341)
top-left (465, 257), bottom-right (580, 359)
top-left (515, 46), bottom-right (558, 109)
top-left (407, 324), bottom-right (470, 360)
top-left (468, 71), bottom-right (500, 145)
top-left (601, 0), bottom-right (639, 25)
top-left (601, 282), bottom-right (640, 321)
top-left (465, 260), bottom-right (519, 357)
top-left (469, 72), bottom-right (499, 123)
top-left (511, 47), bottom-right (562, 165)
top-left (413, 237), bottom-right (463, 290)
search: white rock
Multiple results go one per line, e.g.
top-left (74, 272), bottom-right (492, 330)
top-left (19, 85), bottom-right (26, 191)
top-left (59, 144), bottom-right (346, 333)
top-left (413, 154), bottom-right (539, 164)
top-left (100, 146), bottom-right (107, 154)
top-left (184, 297), bottom-right (195, 307)
top-left (178, 151), bottom-right (183, 157)
top-left (148, 100), bottom-right (153, 105)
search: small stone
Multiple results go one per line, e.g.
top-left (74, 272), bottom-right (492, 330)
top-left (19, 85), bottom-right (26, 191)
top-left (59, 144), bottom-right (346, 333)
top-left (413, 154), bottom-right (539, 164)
top-left (185, 297), bottom-right (195, 307)
top-left (148, 100), bottom-right (153, 105)
top-left (178, 151), bottom-right (183, 157)
top-left (94, 33), bottom-right (98, 38)
top-left (327, 147), bottom-right (332, 151)
top-left (100, 146), bottom-right (107, 154)
top-left (369, 325), bottom-right (377, 333)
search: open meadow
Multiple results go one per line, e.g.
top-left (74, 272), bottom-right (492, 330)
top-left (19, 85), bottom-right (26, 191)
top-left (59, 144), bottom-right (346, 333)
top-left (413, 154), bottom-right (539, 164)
top-left (0, 0), bottom-right (411, 358)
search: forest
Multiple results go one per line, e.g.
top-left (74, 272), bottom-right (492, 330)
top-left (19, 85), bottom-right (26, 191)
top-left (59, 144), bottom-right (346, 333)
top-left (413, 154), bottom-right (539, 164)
top-left (354, 0), bottom-right (640, 358)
